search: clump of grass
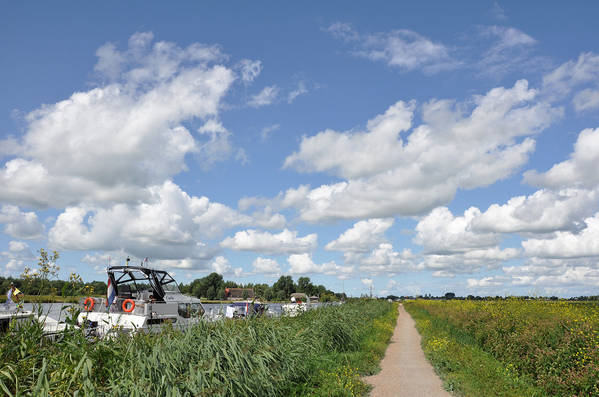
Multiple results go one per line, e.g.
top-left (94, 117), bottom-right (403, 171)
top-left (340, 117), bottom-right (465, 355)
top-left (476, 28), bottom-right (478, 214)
top-left (0, 300), bottom-right (397, 396)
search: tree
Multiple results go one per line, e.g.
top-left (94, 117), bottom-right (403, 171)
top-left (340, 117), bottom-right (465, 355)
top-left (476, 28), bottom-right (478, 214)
top-left (444, 292), bottom-right (456, 300)
top-left (297, 277), bottom-right (314, 295)
top-left (272, 276), bottom-right (295, 300)
top-left (206, 286), bottom-right (216, 300)
top-left (189, 272), bottom-right (224, 299)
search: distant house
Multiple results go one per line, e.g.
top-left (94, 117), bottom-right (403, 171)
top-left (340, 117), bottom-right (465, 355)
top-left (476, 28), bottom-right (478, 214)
top-left (309, 296), bottom-right (319, 303)
top-left (290, 292), bottom-right (309, 303)
top-left (225, 288), bottom-right (255, 301)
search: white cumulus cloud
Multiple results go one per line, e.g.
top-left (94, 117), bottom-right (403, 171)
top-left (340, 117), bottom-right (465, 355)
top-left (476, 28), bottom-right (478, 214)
top-left (522, 213), bottom-right (599, 259)
top-left (524, 127), bottom-right (599, 190)
top-left (0, 205), bottom-right (44, 240)
top-left (287, 253), bottom-right (354, 278)
top-left (325, 218), bottom-right (394, 253)
top-left (47, 181), bottom-right (253, 265)
top-left (472, 188), bottom-right (598, 233)
top-left (251, 257), bottom-right (282, 277)
top-left (220, 229), bottom-right (317, 255)
top-left (281, 80), bottom-right (560, 221)
top-left (0, 32), bottom-right (236, 209)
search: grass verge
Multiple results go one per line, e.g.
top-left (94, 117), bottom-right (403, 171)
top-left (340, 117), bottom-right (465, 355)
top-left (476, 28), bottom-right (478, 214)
top-left (404, 302), bottom-right (545, 397)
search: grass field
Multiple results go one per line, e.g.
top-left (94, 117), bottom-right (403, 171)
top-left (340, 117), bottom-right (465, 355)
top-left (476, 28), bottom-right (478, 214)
top-left (0, 299), bottom-right (397, 396)
top-left (405, 299), bottom-right (599, 397)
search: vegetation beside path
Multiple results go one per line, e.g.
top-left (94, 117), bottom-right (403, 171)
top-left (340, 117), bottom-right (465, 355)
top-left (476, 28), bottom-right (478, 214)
top-left (0, 299), bottom-right (397, 396)
top-left (405, 299), bottom-right (599, 396)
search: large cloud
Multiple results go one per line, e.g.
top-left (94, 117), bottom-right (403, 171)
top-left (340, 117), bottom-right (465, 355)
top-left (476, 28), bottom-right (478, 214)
top-left (281, 80), bottom-right (560, 221)
top-left (472, 188), bottom-right (598, 234)
top-left (414, 207), bottom-right (499, 253)
top-left (220, 229), bottom-right (317, 255)
top-left (47, 180), bottom-right (256, 266)
top-left (251, 257), bottom-right (282, 277)
top-left (504, 262), bottom-right (599, 290)
top-left (522, 213), bottom-right (599, 259)
top-left (0, 241), bottom-right (36, 275)
top-left (524, 128), bottom-right (599, 190)
top-left (286, 253), bottom-right (353, 278)
top-left (0, 205), bottom-right (44, 240)
top-left (0, 32), bottom-right (236, 209)
top-left (344, 243), bottom-right (415, 275)
top-left (325, 218), bottom-right (394, 253)
top-left (413, 206), bottom-right (520, 276)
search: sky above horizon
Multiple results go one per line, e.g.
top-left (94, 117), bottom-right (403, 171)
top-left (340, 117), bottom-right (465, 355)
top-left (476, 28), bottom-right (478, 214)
top-left (2, 1), bottom-right (599, 297)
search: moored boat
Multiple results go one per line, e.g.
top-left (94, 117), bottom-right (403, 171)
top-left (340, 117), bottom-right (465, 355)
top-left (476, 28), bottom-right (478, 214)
top-left (281, 293), bottom-right (311, 317)
top-left (77, 265), bottom-right (205, 337)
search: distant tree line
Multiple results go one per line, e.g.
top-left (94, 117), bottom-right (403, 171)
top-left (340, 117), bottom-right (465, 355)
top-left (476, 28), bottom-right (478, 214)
top-left (179, 273), bottom-right (345, 302)
top-left (383, 293), bottom-right (599, 301)
top-left (0, 276), bottom-right (107, 297)
top-left (1, 273), bottom-right (345, 302)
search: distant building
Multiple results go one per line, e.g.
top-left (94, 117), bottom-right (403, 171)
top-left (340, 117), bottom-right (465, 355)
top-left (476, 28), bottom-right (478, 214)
top-left (290, 292), bottom-right (308, 303)
top-left (225, 288), bottom-right (255, 301)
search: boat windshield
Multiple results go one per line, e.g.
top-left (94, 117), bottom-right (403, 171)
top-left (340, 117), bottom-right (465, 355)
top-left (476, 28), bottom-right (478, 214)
top-left (109, 267), bottom-right (180, 299)
top-left (112, 269), bottom-right (153, 298)
top-left (154, 270), bottom-right (180, 293)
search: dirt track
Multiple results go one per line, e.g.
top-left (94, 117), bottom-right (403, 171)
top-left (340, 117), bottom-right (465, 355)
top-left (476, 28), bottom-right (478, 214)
top-left (364, 304), bottom-right (452, 397)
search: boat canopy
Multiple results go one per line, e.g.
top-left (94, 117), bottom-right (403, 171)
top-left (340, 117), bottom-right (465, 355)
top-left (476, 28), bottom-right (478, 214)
top-left (108, 265), bottom-right (180, 302)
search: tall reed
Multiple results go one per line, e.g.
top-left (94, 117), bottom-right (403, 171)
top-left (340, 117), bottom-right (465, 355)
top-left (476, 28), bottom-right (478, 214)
top-left (0, 300), bottom-right (394, 396)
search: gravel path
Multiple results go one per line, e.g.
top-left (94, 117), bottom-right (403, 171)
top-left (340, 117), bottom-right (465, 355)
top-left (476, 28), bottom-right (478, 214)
top-left (364, 304), bottom-right (452, 397)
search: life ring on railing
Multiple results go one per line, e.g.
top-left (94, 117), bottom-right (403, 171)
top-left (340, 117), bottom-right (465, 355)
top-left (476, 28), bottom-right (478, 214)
top-left (122, 299), bottom-right (135, 313)
top-left (83, 297), bottom-right (95, 312)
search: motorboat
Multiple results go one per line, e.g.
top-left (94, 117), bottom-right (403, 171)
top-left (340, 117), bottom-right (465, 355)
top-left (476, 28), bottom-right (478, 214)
top-left (0, 307), bottom-right (33, 333)
top-left (0, 305), bottom-right (68, 338)
top-left (281, 293), bottom-right (311, 317)
top-left (77, 265), bottom-right (205, 337)
top-left (224, 300), bottom-right (266, 319)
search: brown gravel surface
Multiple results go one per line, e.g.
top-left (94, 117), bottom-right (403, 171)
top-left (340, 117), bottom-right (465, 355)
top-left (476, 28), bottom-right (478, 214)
top-left (364, 304), bottom-right (452, 397)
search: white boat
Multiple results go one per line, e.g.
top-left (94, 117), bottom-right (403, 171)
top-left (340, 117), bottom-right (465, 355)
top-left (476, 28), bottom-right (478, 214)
top-left (0, 307), bottom-right (33, 332)
top-left (77, 265), bottom-right (205, 337)
top-left (281, 293), bottom-right (311, 317)
top-left (0, 306), bottom-right (68, 338)
top-left (224, 300), bottom-right (267, 319)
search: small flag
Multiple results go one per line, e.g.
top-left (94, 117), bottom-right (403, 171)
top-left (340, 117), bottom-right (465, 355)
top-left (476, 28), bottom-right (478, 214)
top-left (106, 278), bottom-right (116, 307)
top-left (13, 288), bottom-right (23, 303)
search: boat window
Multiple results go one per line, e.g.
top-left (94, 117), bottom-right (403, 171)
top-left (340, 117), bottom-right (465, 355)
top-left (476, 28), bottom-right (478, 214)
top-left (177, 303), bottom-right (204, 318)
top-left (113, 270), bottom-right (153, 298)
top-left (155, 271), bottom-right (181, 293)
top-left (190, 303), bottom-right (204, 317)
top-left (178, 303), bottom-right (191, 318)
top-left (162, 282), bottom-right (180, 293)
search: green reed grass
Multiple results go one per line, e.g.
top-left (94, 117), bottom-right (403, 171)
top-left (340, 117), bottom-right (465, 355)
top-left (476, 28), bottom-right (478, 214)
top-left (0, 300), bottom-right (396, 396)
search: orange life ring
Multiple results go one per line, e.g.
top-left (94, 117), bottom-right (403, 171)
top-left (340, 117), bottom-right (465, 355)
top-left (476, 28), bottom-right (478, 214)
top-left (83, 297), bottom-right (95, 312)
top-left (122, 299), bottom-right (135, 312)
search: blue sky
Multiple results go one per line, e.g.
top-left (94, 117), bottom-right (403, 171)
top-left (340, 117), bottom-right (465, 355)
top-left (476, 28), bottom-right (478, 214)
top-left (2, 1), bottom-right (599, 297)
